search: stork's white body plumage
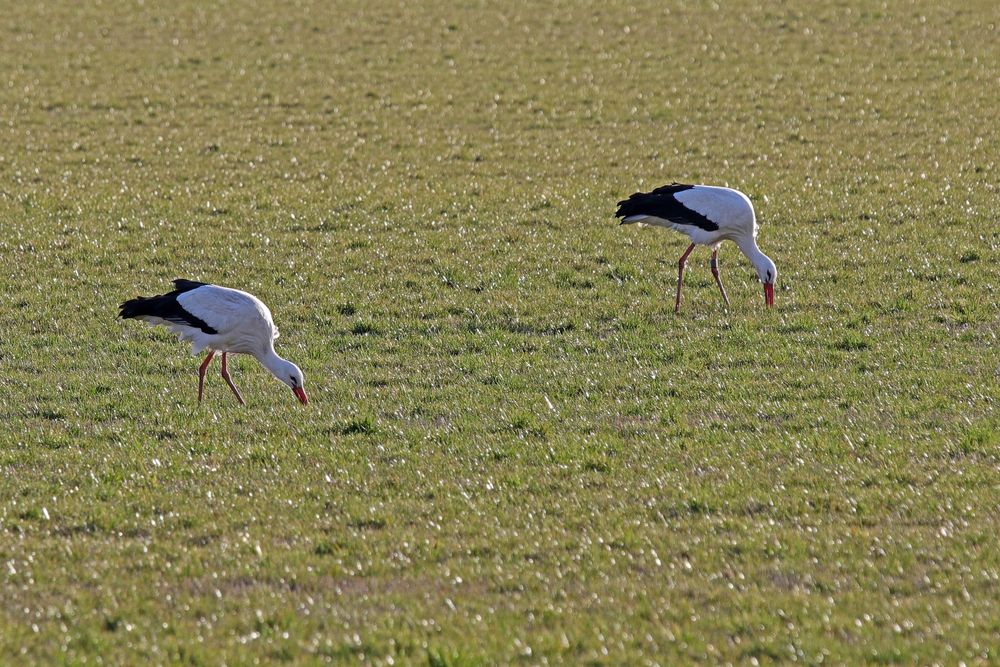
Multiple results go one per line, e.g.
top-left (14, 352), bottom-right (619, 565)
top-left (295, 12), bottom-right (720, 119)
top-left (161, 285), bottom-right (280, 356)
top-left (616, 183), bottom-right (777, 311)
top-left (622, 185), bottom-right (755, 244)
top-left (119, 280), bottom-right (308, 405)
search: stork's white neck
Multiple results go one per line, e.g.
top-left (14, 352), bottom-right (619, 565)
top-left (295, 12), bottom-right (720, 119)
top-left (737, 237), bottom-right (765, 266)
top-left (253, 345), bottom-right (306, 394)
top-left (258, 347), bottom-right (293, 382)
top-left (736, 237), bottom-right (777, 280)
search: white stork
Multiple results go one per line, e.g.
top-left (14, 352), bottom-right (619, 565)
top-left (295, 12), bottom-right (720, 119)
top-left (616, 183), bottom-right (777, 311)
top-left (119, 279), bottom-right (308, 405)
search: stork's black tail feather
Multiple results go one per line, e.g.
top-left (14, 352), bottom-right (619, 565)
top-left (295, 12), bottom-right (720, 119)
top-left (119, 296), bottom-right (154, 320)
top-left (615, 194), bottom-right (652, 222)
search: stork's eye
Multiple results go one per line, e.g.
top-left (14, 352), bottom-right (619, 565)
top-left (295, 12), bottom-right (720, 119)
top-left (289, 375), bottom-right (298, 387)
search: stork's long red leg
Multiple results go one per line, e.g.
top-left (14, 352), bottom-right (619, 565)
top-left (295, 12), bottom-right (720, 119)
top-left (220, 352), bottom-right (246, 406)
top-left (674, 243), bottom-right (697, 313)
top-left (710, 249), bottom-right (731, 307)
top-left (197, 351), bottom-right (216, 402)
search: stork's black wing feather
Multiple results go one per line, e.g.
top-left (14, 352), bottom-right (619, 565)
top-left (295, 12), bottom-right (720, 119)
top-left (118, 280), bottom-right (218, 334)
top-left (615, 183), bottom-right (719, 232)
top-left (172, 279), bottom-right (211, 293)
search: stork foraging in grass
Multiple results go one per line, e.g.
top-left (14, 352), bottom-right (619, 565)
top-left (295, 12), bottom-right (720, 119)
top-left (616, 183), bottom-right (777, 312)
top-left (119, 279), bottom-right (308, 405)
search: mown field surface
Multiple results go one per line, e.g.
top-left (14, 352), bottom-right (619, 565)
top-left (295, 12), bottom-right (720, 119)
top-left (1, 1), bottom-right (998, 664)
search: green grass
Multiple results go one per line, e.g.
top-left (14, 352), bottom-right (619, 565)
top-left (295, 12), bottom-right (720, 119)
top-left (1, 0), bottom-right (999, 663)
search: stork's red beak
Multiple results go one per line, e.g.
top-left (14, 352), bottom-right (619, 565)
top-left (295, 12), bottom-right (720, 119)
top-left (764, 283), bottom-right (775, 308)
top-left (293, 387), bottom-right (309, 405)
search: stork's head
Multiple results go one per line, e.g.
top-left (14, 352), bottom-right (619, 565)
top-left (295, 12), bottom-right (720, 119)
top-left (755, 255), bottom-right (777, 308)
top-left (735, 239), bottom-right (778, 309)
top-left (286, 363), bottom-right (309, 405)
top-left (270, 358), bottom-right (308, 404)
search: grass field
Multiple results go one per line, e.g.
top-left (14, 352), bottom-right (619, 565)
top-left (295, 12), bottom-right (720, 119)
top-left (1, 1), bottom-right (998, 663)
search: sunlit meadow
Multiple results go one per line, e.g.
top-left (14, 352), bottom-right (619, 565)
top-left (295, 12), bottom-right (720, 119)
top-left (1, 1), bottom-right (998, 663)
